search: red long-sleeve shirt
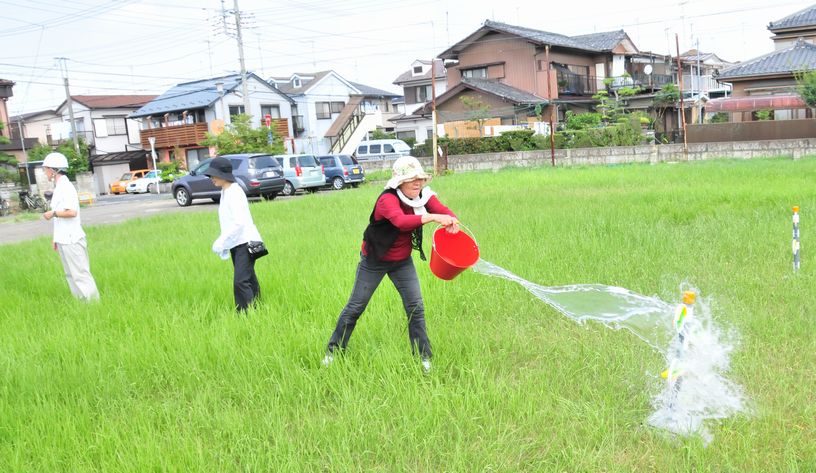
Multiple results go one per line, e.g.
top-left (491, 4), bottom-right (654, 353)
top-left (362, 192), bottom-right (456, 261)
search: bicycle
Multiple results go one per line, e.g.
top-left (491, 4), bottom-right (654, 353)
top-left (0, 197), bottom-right (10, 217)
top-left (19, 190), bottom-right (47, 212)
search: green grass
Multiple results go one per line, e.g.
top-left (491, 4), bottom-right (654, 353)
top-left (1, 157), bottom-right (814, 471)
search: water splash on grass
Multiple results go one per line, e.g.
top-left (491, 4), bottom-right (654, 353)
top-left (472, 259), bottom-right (748, 443)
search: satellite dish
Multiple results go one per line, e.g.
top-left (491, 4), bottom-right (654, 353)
top-left (644, 64), bottom-right (653, 75)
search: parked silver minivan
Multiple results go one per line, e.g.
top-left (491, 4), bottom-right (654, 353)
top-left (354, 139), bottom-right (412, 161)
top-left (272, 154), bottom-right (326, 196)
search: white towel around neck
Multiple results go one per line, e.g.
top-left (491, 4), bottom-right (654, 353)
top-left (396, 187), bottom-right (436, 215)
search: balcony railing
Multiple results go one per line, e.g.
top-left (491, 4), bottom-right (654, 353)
top-left (140, 122), bottom-right (208, 149)
top-left (682, 74), bottom-right (730, 93)
top-left (556, 71), bottom-right (597, 96)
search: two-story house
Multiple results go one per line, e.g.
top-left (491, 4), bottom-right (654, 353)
top-left (0, 80), bottom-right (40, 173)
top-left (54, 95), bottom-right (156, 154)
top-left (268, 71), bottom-right (402, 155)
top-left (130, 72), bottom-right (294, 170)
top-left (677, 50), bottom-right (733, 99)
top-left (390, 59), bottom-right (447, 144)
top-left (711, 5), bottom-right (816, 122)
top-left (430, 20), bottom-right (672, 136)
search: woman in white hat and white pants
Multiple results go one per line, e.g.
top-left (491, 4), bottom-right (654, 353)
top-left (41, 152), bottom-right (99, 301)
top-left (323, 156), bottom-right (459, 372)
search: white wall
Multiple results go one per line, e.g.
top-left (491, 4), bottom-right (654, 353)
top-left (94, 163), bottom-right (129, 195)
top-left (299, 73), bottom-right (355, 141)
top-left (217, 76), bottom-right (294, 137)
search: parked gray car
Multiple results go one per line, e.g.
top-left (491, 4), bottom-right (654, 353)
top-left (171, 154), bottom-right (285, 206)
top-left (272, 154), bottom-right (325, 196)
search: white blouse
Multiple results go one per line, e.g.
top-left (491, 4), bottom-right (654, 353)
top-left (50, 175), bottom-right (85, 244)
top-left (212, 183), bottom-right (262, 259)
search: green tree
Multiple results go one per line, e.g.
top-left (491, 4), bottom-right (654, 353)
top-left (794, 68), bottom-right (816, 108)
top-left (652, 83), bottom-right (680, 133)
top-left (371, 129), bottom-right (396, 140)
top-left (459, 95), bottom-right (492, 137)
top-left (27, 139), bottom-right (90, 181)
top-left (199, 114), bottom-right (285, 155)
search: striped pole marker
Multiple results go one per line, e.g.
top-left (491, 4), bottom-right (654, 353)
top-left (793, 206), bottom-right (800, 271)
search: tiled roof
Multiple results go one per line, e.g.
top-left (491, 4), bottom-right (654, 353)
top-left (10, 109), bottom-right (57, 122)
top-left (393, 59), bottom-right (447, 85)
top-left (349, 81), bottom-right (401, 97)
top-left (717, 39), bottom-right (816, 80)
top-left (71, 95), bottom-right (157, 109)
top-left (440, 20), bottom-right (631, 59)
top-left (572, 30), bottom-right (629, 51)
top-left (130, 73), bottom-right (289, 118)
top-left (269, 71), bottom-right (332, 94)
top-left (768, 5), bottom-right (816, 31)
top-left (460, 78), bottom-right (547, 104)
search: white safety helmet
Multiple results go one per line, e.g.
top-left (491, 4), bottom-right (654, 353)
top-left (43, 152), bottom-right (69, 170)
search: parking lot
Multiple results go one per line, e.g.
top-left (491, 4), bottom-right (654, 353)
top-left (0, 192), bottom-right (217, 245)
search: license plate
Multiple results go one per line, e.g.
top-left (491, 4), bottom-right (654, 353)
top-left (264, 171), bottom-right (276, 177)
top-left (352, 168), bottom-right (360, 174)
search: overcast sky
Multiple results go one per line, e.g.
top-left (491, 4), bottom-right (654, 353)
top-left (2, 0), bottom-right (814, 115)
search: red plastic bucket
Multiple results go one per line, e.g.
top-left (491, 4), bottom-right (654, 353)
top-left (430, 226), bottom-right (480, 280)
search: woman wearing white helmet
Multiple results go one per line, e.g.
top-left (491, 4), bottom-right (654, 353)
top-left (323, 156), bottom-right (459, 372)
top-left (41, 152), bottom-right (99, 301)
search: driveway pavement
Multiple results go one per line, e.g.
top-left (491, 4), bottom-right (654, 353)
top-left (0, 193), bottom-right (217, 245)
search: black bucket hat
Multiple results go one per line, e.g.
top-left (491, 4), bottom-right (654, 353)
top-left (203, 157), bottom-right (235, 182)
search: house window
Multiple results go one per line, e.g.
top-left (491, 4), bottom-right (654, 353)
top-left (330, 101), bottom-right (345, 113)
top-left (229, 105), bottom-right (245, 117)
top-left (293, 77), bottom-right (301, 88)
top-left (462, 67), bottom-right (488, 79)
top-left (396, 130), bottom-right (416, 141)
top-left (413, 65), bottom-right (423, 74)
top-left (316, 102), bottom-right (331, 119)
top-left (104, 116), bottom-right (127, 135)
top-left (415, 85), bottom-right (432, 102)
top-left (261, 105), bottom-right (280, 119)
top-left (186, 148), bottom-right (209, 170)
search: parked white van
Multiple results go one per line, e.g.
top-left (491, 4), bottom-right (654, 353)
top-left (354, 139), bottom-right (412, 161)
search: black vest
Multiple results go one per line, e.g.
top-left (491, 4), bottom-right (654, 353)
top-left (362, 189), bottom-right (426, 262)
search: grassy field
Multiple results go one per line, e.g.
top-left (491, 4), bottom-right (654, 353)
top-left (0, 157), bottom-right (813, 471)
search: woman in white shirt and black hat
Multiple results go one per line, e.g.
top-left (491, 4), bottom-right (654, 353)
top-left (204, 157), bottom-right (264, 312)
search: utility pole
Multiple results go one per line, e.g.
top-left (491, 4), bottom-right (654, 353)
top-left (17, 119), bottom-right (31, 188)
top-left (545, 45), bottom-right (555, 166)
top-left (696, 38), bottom-right (702, 124)
top-left (233, 0), bottom-right (250, 115)
top-left (675, 34), bottom-right (688, 159)
top-left (431, 58), bottom-right (438, 175)
top-left (56, 57), bottom-right (80, 155)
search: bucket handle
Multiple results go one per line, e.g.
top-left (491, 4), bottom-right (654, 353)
top-left (433, 222), bottom-right (478, 248)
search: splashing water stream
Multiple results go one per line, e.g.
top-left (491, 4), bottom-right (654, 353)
top-left (472, 259), bottom-right (748, 443)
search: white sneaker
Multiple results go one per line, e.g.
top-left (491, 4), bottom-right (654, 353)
top-left (421, 358), bottom-right (431, 373)
top-left (321, 354), bottom-right (334, 367)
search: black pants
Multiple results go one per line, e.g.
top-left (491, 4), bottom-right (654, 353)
top-left (230, 243), bottom-right (260, 312)
top-left (327, 254), bottom-right (431, 358)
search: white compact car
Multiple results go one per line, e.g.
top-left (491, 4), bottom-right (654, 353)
top-left (126, 170), bottom-right (162, 194)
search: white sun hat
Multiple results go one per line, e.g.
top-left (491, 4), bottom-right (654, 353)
top-left (385, 156), bottom-right (431, 189)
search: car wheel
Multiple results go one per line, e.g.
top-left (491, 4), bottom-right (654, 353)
top-left (262, 192), bottom-right (278, 201)
top-left (282, 181), bottom-right (295, 196)
top-left (147, 183), bottom-right (154, 193)
top-left (174, 187), bottom-right (191, 207)
top-left (331, 176), bottom-right (345, 190)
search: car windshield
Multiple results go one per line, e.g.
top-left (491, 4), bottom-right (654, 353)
top-left (298, 156), bottom-right (318, 167)
top-left (146, 171), bottom-right (158, 178)
top-left (195, 160), bottom-right (213, 174)
top-left (339, 155), bottom-right (354, 165)
top-left (393, 142), bottom-right (410, 152)
top-left (120, 173), bottom-right (133, 180)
